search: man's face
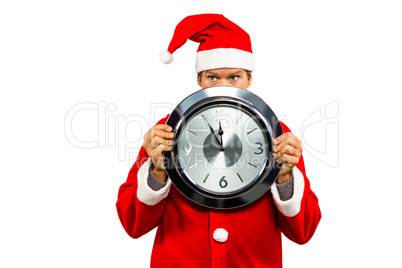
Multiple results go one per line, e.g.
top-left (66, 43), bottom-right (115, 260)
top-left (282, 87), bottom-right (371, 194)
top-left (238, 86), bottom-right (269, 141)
top-left (197, 68), bottom-right (252, 90)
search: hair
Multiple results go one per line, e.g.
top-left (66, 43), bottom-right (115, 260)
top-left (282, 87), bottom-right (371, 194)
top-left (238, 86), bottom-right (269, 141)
top-left (198, 70), bottom-right (252, 82)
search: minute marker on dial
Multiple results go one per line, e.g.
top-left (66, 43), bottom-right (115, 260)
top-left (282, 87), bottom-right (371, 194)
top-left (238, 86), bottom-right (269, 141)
top-left (248, 162), bottom-right (257, 168)
top-left (188, 129), bottom-right (198, 136)
top-left (247, 128), bottom-right (257, 135)
top-left (203, 173), bottom-right (210, 183)
top-left (237, 173), bottom-right (244, 183)
top-left (188, 163), bottom-right (198, 170)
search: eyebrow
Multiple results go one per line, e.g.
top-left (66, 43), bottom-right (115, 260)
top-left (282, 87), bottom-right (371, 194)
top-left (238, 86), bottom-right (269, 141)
top-left (205, 70), bottom-right (243, 76)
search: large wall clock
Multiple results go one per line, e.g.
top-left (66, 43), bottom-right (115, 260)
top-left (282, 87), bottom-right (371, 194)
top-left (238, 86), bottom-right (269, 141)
top-left (165, 86), bottom-right (283, 209)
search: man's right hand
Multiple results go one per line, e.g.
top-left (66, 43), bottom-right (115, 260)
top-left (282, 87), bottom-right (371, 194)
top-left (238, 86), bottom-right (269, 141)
top-left (143, 124), bottom-right (175, 182)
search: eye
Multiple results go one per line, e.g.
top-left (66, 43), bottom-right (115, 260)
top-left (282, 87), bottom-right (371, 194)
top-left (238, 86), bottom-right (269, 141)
top-left (229, 76), bottom-right (239, 81)
top-left (208, 76), bottom-right (218, 82)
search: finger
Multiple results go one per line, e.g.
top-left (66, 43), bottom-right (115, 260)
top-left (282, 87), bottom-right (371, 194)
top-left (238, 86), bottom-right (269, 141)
top-left (146, 126), bottom-right (175, 144)
top-left (152, 128), bottom-right (175, 140)
top-left (153, 124), bottom-right (173, 133)
top-left (278, 159), bottom-right (294, 176)
top-left (280, 153), bottom-right (299, 166)
top-left (148, 142), bottom-right (173, 160)
top-left (150, 136), bottom-right (173, 149)
top-left (275, 154), bottom-right (299, 172)
top-left (144, 125), bottom-right (174, 146)
top-left (274, 134), bottom-right (302, 152)
top-left (274, 132), bottom-right (291, 145)
top-left (152, 143), bottom-right (173, 156)
top-left (276, 134), bottom-right (301, 150)
top-left (274, 144), bottom-right (301, 159)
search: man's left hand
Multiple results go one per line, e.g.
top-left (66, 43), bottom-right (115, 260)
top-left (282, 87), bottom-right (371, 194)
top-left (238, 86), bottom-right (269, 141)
top-left (273, 132), bottom-right (303, 184)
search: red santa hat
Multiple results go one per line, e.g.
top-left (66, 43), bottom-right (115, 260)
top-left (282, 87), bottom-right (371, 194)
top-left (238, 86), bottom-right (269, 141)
top-left (159, 14), bottom-right (255, 73)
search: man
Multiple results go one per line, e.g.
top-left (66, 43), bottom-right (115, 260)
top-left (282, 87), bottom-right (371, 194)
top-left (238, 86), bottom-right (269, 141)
top-left (116, 14), bottom-right (321, 267)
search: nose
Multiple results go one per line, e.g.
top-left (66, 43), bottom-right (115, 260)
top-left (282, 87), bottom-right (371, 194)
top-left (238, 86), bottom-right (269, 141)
top-left (218, 79), bottom-right (230, 86)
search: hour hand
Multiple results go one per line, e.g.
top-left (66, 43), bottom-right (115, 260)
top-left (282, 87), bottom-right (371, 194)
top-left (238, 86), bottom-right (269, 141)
top-left (201, 115), bottom-right (221, 145)
top-left (218, 121), bottom-right (224, 151)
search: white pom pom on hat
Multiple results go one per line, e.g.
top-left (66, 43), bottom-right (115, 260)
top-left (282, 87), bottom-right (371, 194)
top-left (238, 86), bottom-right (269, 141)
top-left (159, 13), bottom-right (254, 73)
top-left (159, 51), bottom-right (173, 64)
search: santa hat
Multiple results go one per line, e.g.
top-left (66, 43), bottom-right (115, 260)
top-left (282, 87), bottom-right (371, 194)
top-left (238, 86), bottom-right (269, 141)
top-left (159, 14), bottom-right (255, 73)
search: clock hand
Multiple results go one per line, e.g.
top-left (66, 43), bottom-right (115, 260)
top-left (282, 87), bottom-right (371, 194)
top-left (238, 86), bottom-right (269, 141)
top-left (218, 121), bottom-right (224, 151)
top-left (201, 115), bottom-right (222, 145)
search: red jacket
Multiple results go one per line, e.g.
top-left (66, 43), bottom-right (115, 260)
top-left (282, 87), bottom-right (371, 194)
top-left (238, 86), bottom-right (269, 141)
top-left (116, 115), bottom-right (321, 267)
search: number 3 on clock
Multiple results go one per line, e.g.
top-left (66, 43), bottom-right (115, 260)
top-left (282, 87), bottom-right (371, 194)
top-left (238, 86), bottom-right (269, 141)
top-left (254, 142), bottom-right (263, 155)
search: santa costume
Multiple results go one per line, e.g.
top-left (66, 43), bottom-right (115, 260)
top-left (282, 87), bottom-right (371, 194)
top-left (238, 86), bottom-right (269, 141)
top-left (116, 14), bottom-right (321, 268)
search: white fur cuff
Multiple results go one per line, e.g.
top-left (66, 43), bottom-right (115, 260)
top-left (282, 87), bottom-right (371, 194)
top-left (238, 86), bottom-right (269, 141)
top-left (196, 48), bottom-right (255, 73)
top-left (271, 167), bottom-right (305, 217)
top-left (137, 159), bottom-right (172, 206)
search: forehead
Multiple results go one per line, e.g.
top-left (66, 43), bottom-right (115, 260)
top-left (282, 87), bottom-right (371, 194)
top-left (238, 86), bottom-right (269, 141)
top-left (204, 68), bottom-right (244, 76)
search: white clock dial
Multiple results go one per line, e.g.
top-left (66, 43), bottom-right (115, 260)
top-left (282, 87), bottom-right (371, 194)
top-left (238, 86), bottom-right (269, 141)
top-left (165, 86), bottom-right (283, 209)
top-left (176, 104), bottom-right (269, 194)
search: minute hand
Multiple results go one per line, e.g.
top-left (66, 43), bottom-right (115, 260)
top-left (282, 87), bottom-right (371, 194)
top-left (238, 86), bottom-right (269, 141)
top-left (201, 115), bottom-right (222, 145)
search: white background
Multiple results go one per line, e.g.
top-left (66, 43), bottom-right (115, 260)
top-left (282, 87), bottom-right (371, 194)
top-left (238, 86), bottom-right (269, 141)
top-left (1, 0), bottom-right (401, 267)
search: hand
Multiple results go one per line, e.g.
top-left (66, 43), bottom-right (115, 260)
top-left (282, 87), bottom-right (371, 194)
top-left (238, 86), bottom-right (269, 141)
top-left (143, 124), bottom-right (175, 182)
top-left (273, 132), bottom-right (303, 184)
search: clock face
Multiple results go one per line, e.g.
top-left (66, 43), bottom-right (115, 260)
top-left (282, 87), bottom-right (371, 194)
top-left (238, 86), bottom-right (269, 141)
top-left (176, 104), bottom-right (269, 195)
top-left (166, 86), bottom-right (282, 209)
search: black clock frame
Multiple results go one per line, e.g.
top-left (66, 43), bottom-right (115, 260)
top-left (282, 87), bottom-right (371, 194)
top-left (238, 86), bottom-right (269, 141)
top-left (165, 86), bottom-right (283, 209)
